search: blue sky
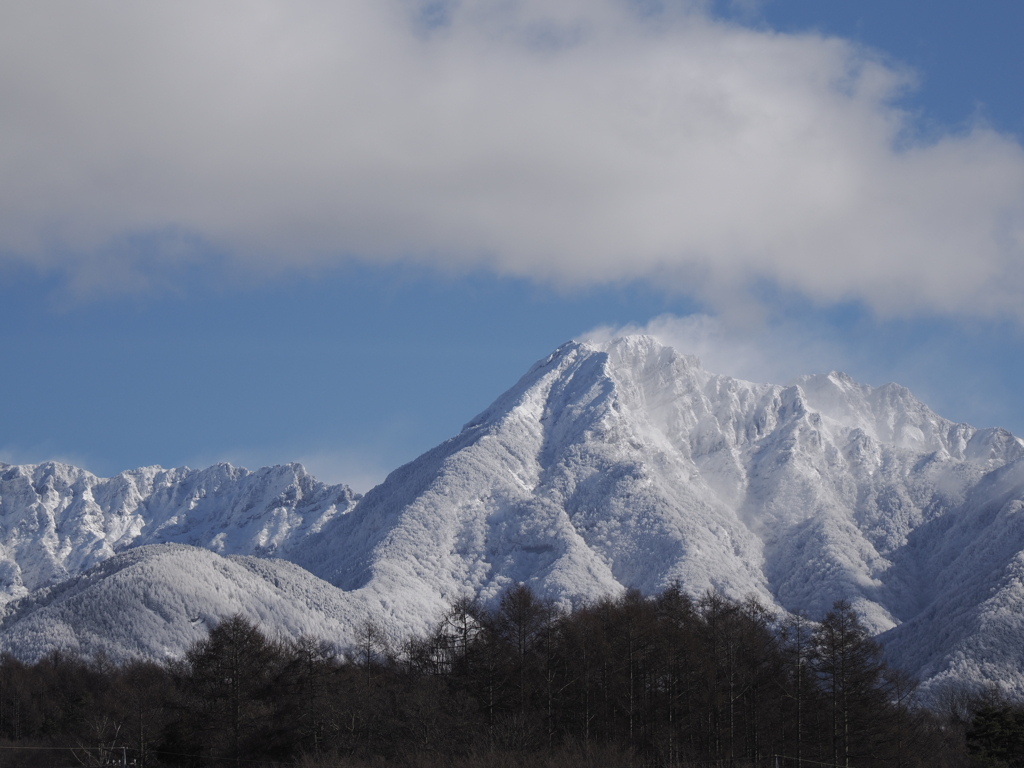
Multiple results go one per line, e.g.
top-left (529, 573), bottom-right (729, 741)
top-left (2, 1), bottom-right (1023, 491)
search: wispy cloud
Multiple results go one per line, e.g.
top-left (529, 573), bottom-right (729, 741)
top-left (578, 312), bottom-right (1024, 436)
top-left (292, 450), bottom-right (392, 494)
top-left (0, 444), bottom-right (103, 475)
top-left (2, 1), bottom-right (1023, 318)
top-left (579, 313), bottom-right (845, 385)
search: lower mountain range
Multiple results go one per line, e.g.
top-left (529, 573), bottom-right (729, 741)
top-left (2, 334), bottom-right (1024, 699)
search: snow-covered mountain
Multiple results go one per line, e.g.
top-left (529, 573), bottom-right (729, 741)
top-left (3, 335), bottom-right (1024, 698)
top-left (0, 461), bottom-right (358, 603)
top-left (0, 544), bottom-right (374, 662)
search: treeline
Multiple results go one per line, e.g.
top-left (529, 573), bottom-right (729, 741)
top-left (0, 585), bottom-right (1011, 767)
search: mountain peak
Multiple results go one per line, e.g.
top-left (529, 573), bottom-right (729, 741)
top-left (3, 336), bottom-right (1024, 699)
top-left (579, 333), bottom-right (705, 373)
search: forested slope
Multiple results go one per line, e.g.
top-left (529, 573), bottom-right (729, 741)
top-left (0, 586), bottom-right (988, 768)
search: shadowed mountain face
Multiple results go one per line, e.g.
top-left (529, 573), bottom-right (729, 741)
top-left (2, 335), bottom-right (1024, 697)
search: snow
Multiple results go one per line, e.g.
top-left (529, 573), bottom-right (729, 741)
top-left (0, 544), bottom-right (378, 662)
top-left (2, 334), bottom-right (1024, 698)
top-left (0, 462), bottom-right (359, 602)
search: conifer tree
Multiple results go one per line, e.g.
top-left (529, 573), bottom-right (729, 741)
top-left (811, 600), bottom-right (887, 768)
top-left (182, 614), bottom-right (285, 762)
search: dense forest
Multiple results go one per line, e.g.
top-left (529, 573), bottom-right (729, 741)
top-left (0, 586), bottom-right (1017, 767)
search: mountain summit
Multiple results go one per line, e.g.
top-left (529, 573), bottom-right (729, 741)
top-left (3, 335), bottom-right (1024, 696)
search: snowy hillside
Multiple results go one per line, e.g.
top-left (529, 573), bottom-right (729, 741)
top-left (2, 334), bottom-right (1024, 697)
top-left (0, 544), bottom-right (375, 662)
top-left (0, 461), bottom-right (358, 603)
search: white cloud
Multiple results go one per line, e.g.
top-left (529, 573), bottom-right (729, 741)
top-left (2, 1), bottom-right (1023, 317)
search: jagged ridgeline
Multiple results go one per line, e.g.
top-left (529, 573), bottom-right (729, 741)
top-left (1, 335), bottom-right (1024, 699)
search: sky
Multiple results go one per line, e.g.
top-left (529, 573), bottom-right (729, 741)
top-left (1, 0), bottom-right (1023, 492)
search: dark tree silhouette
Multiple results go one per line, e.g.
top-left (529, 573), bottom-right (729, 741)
top-left (811, 600), bottom-right (888, 768)
top-left (180, 614), bottom-right (286, 762)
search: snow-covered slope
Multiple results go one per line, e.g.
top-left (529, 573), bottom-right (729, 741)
top-left (2, 334), bottom-right (1024, 697)
top-left (294, 335), bottom-right (1024, 693)
top-left (0, 462), bottom-right (358, 604)
top-left (0, 544), bottom-right (374, 662)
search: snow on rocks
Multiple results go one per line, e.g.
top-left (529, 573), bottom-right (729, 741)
top-left (2, 334), bottom-right (1024, 698)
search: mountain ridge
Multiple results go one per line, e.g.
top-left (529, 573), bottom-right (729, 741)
top-left (2, 334), bottom-right (1024, 698)
top-left (0, 460), bottom-right (359, 603)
